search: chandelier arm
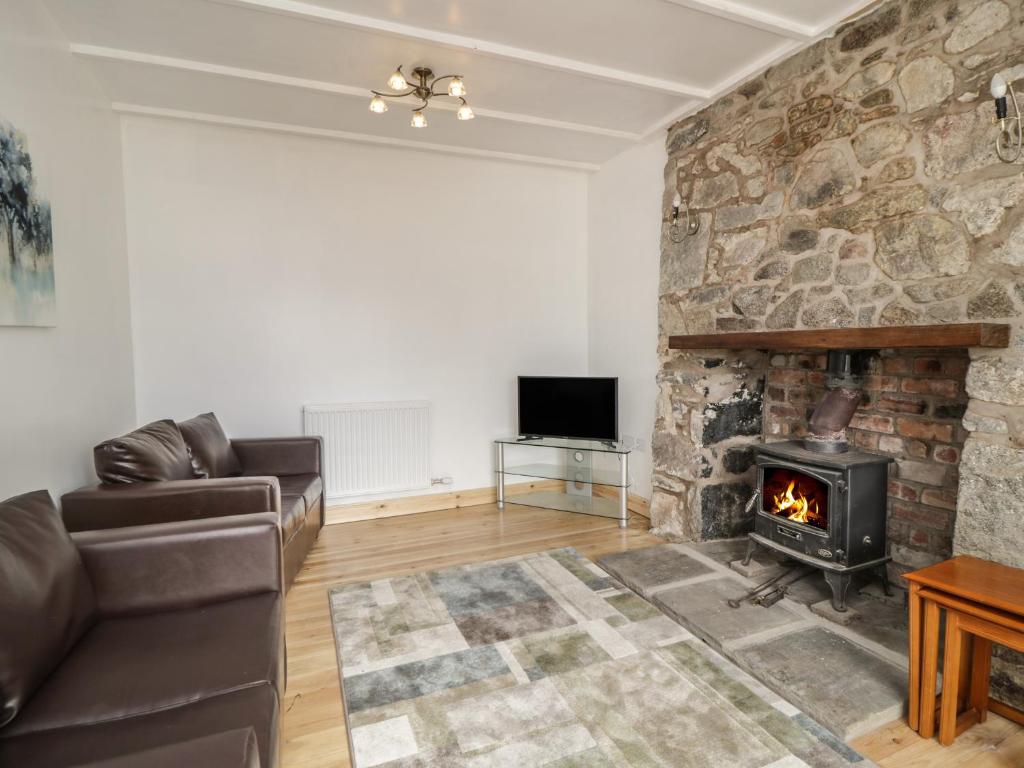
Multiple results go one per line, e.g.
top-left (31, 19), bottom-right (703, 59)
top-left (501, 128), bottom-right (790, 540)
top-left (371, 88), bottom-right (418, 99)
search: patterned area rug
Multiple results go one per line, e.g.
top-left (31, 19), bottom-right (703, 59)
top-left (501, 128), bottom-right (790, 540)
top-left (329, 548), bottom-right (872, 767)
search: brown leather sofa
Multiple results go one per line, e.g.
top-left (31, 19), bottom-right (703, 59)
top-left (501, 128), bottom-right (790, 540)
top-left (61, 414), bottom-right (324, 588)
top-left (0, 491), bottom-right (283, 767)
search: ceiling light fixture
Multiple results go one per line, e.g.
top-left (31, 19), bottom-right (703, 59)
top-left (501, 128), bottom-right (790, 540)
top-left (370, 66), bottom-right (474, 128)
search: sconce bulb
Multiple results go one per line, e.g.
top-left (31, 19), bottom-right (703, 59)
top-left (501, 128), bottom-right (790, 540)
top-left (991, 73), bottom-right (1008, 99)
top-left (369, 95), bottom-right (388, 114)
top-left (456, 102), bottom-right (475, 121)
top-left (672, 193), bottom-right (682, 208)
top-left (411, 110), bottom-right (428, 128)
top-left (448, 77), bottom-right (467, 98)
top-left (387, 67), bottom-right (408, 91)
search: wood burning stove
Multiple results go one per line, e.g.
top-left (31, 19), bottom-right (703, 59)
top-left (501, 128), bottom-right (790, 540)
top-left (743, 441), bottom-right (893, 611)
top-left (743, 350), bottom-right (894, 612)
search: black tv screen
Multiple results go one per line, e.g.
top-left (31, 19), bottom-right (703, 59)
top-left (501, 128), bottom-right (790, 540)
top-left (517, 377), bottom-right (618, 441)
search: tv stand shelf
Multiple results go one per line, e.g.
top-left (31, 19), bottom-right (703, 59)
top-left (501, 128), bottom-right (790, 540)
top-left (495, 438), bottom-right (631, 528)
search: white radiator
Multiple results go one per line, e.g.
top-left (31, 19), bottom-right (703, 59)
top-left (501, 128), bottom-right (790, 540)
top-left (303, 401), bottom-right (431, 502)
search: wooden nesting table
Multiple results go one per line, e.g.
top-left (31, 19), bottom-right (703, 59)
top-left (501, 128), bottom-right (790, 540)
top-left (906, 555), bottom-right (1024, 746)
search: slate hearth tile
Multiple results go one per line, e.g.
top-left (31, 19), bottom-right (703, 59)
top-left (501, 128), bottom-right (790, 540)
top-left (653, 577), bottom-right (804, 644)
top-left (597, 544), bottom-right (712, 593)
top-left (733, 626), bottom-right (904, 739)
top-left (454, 597), bottom-right (575, 646)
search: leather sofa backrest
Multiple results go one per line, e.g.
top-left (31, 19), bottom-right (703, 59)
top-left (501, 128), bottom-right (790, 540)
top-left (0, 491), bottom-right (97, 727)
top-left (177, 413), bottom-right (242, 479)
top-left (94, 420), bottom-right (195, 484)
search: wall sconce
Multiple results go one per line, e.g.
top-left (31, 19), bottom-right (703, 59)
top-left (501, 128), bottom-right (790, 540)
top-left (992, 73), bottom-right (1023, 163)
top-left (669, 192), bottom-right (699, 243)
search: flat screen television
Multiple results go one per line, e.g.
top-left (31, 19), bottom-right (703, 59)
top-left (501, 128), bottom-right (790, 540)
top-left (517, 376), bottom-right (618, 442)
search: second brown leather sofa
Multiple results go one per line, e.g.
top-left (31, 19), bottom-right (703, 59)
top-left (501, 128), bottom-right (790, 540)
top-left (61, 413), bottom-right (324, 588)
top-left (0, 490), bottom-right (283, 767)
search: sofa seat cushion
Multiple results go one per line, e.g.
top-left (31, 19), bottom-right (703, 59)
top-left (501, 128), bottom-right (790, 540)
top-left (0, 684), bottom-right (277, 768)
top-left (75, 727), bottom-right (260, 768)
top-left (0, 491), bottom-right (96, 728)
top-left (2, 593), bottom-right (282, 739)
top-left (178, 413), bottom-right (242, 479)
top-left (94, 420), bottom-right (195, 484)
top-left (276, 474), bottom-right (322, 511)
top-left (280, 495), bottom-right (307, 545)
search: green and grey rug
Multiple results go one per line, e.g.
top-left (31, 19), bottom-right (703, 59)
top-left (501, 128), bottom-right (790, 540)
top-left (329, 548), bottom-right (872, 767)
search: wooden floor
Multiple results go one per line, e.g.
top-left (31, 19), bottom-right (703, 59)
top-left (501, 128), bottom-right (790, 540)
top-left (281, 503), bottom-right (1024, 767)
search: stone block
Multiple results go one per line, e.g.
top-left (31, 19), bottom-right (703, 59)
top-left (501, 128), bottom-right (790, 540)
top-left (733, 627), bottom-right (905, 739)
top-left (809, 599), bottom-right (861, 626)
top-left (729, 557), bottom-right (780, 579)
top-left (944, 0), bottom-right (1011, 54)
top-left (597, 545), bottom-right (712, 594)
top-left (652, 577), bottom-right (804, 645)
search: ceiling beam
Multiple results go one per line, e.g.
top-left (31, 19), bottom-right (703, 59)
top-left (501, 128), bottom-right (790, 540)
top-left (71, 45), bottom-right (643, 141)
top-left (640, 37), bottom-right (802, 138)
top-left (207, 0), bottom-right (710, 98)
top-left (660, 0), bottom-right (818, 41)
top-left (111, 103), bottom-right (602, 172)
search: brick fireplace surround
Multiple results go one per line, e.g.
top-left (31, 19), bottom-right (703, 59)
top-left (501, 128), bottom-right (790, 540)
top-left (653, 0), bottom-right (1024, 705)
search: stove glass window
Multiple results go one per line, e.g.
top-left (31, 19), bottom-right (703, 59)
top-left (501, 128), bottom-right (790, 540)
top-left (762, 466), bottom-right (829, 531)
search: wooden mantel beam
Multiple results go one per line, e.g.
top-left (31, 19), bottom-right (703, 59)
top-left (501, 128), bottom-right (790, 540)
top-left (668, 323), bottom-right (1011, 351)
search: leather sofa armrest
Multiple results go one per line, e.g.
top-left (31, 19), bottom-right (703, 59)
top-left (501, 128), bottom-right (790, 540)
top-left (61, 477), bottom-right (281, 533)
top-left (73, 513), bottom-right (282, 617)
top-left (232, 437), bottom-right (322, 477)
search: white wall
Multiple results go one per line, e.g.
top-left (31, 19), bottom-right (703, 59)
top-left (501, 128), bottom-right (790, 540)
top-left (0, 0), bottom-right (136, 501)
top-left (587, 138), bottom-right (665, 499)
top-left (121, 116), bottom-right (589, 497)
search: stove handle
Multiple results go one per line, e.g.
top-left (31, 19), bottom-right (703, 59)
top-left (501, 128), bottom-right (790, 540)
top-left (744, 489), bottom-right (760, 515)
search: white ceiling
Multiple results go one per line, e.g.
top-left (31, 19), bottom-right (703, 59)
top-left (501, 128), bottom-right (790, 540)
top-left (44, 0), bottom-right (879, 171)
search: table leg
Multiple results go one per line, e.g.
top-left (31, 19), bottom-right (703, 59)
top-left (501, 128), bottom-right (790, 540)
top-left (908, 583), bottom-right (922, 731)
top-left (970, 636), bottom-right (992, 724)
top-left (919, 599), bottom-right (941, 739)
top-left (496, 442), bottom-right (505, 509)
top-left (939, 611), bottom-right (964, 746)
top-left (618, 453), bottom-right (628, 529)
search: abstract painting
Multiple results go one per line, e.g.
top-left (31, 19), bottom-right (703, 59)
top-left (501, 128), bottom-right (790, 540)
top-left (1, 119), bottom-right (55, 327)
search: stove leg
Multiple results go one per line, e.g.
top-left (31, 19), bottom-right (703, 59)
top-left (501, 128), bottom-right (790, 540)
top-left (878, 564), bottom-right (893, 597)
top-left (742, 536), bottom-right (758, 567)
top-left (824, 570), bottom-right (851, 613)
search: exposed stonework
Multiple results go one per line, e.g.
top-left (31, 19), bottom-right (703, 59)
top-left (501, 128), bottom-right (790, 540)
top-left (656, 0), bottom-right (1024, 703)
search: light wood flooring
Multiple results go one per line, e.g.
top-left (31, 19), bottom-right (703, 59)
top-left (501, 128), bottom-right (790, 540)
top-left (281, 503), bottom-right (1024, 767)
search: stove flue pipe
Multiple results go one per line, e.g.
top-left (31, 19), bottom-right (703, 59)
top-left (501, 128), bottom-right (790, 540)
top-left (804, 350), bottom-right (869, 454)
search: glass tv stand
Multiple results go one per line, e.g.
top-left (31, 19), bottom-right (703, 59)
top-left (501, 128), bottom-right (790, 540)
top-left (495, 437), bottom-right (632, 528)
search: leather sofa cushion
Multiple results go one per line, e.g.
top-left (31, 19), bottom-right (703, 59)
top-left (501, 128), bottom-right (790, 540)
top-left (75, 728), bottom-right (260, 768)
top-left (277, 474), bottom-right (322, 511)
top-left (94, 420), bottom-right (195, 484)
top-left (280, 495), bottom-right (307, 545)
top-left (178, 413), bottom-right (242, 479)
top-left (0, 491), bottom-right (96, 728)
top-left (0, 684), bottom-right (278, 768)
top-left (3, 592), bottom-right (282, 738)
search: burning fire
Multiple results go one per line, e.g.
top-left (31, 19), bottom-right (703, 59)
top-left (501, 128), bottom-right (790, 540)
top-left (773, 479), bottom-right (820, 525)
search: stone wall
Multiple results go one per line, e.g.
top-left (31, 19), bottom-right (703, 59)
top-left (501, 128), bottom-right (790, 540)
top-left (654, 0), bottom-right (1024, 702)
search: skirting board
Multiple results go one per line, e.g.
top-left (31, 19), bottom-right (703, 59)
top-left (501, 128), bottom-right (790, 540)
top-left (326, 481), bottom-right (651, 525)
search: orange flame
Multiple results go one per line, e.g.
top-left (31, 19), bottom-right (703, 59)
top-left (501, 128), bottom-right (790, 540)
top-left (773, 479), bottom-right (820, 525)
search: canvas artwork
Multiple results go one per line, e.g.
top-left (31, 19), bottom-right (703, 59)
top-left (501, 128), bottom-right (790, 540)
top-left (0, 119), bottom-right (55, 327)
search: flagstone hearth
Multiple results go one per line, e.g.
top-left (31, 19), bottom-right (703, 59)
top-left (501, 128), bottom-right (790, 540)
top-left (599, 541), bottom-right (908, 740)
